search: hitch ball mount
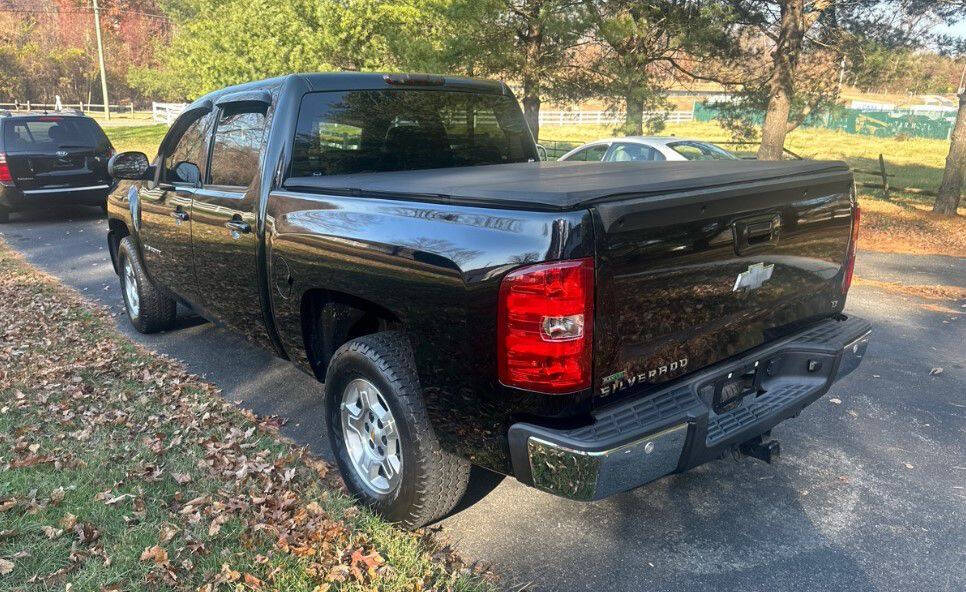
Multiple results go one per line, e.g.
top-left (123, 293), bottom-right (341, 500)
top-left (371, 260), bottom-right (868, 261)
top-left (738, 435), bottom-right (781, 464)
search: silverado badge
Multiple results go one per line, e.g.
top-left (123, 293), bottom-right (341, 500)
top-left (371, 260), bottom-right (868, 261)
top-left (733, 262), bottom-right (774, 291)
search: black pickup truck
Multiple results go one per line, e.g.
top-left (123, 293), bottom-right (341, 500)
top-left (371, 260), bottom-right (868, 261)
top-left (106, 72), bottom-right (870, 527)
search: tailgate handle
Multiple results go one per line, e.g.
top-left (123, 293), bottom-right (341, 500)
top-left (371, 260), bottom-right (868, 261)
top-left (733, 214), bottom-right (781, 254)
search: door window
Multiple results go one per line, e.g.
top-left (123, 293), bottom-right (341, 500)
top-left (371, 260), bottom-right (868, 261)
top-left (565, 143), bottom-right (608, 161)
top-left (605, 143), bottom-right (665, 162)
top-left (163, 114), bottom-right (211, 184)
top-left (208, 106), bottom-right (267, 188)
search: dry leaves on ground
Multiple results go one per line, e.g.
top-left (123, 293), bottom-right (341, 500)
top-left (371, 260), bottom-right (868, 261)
top-left (0, 242), bottom-right (491, 591)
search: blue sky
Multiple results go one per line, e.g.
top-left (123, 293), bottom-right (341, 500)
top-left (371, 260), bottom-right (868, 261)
top-left (936, 18), bottom-right (966, 40)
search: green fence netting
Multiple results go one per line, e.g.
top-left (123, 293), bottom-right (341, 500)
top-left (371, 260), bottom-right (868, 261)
top-left (694, 103), bottom-right (955, 140)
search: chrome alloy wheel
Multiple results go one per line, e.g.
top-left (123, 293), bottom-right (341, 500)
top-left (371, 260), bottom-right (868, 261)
top-left (123, 257), bottom-right (140, 319)
top-left (340, 378), bottom-right (402, 495)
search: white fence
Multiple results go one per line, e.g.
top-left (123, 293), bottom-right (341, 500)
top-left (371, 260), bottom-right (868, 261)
top-left (152, 102), bottom-right (187, 124)
top-left (0, 100), bottom-right (142, 115)
top-left (538, 109), bottom-right (694, 126)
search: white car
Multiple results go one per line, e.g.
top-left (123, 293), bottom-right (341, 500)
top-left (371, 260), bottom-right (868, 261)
top-left (557, 136), bottom-right (739, 162)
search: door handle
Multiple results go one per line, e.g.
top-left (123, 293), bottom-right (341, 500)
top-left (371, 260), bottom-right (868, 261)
top-left (170, 210), bottom-right (189, 222)
top-left (225, 220), bottom-right (251, 234)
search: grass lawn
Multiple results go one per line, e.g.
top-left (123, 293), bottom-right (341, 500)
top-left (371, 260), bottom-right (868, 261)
top-left (0, 242), bottom-right (493, 591)
top-left (105, 124), bottom-right (168, 155)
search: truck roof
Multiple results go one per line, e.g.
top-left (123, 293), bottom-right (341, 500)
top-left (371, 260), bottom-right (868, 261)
top-left (284, 159), bottom-right (852, 211)
top-left (185, 72), bottom-right (510, 112)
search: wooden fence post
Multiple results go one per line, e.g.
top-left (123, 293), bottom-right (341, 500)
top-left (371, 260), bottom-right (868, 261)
top-left (878, 154), bottom-right (890, 196)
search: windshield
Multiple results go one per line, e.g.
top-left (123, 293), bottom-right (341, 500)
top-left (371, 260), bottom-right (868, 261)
top-left (2, 116), bottom-right (111, 154)
top-left (667, 141), bottom-right (736, 161)
top-left (291, 89), bottom-right (537, 177)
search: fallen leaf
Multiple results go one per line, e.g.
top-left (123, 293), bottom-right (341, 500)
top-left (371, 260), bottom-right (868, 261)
top-left (159, 524), bottom-right (178, 543)
top-left (904, 463), bottom-right (914, 469)
top-left (829, 398), bottom-right (842, 405)
top-left (42, 526), bottom-right (62, 540)
top-left (243, 573), bottom-right (262, 588)
top-left (50, 487), bottom-right (66, 504)
top-left (0, 558), bottom-right (13, 575)
top-left (929, 367), bottom-right (943, 376)
top-left (59, 513), bottom-right (77, 530)
top-left (73, 522), bottom-right (100, 544)
top-left (172, 473), bottom-right (192, 485)
top-left (139, 545), bottom-right (168, 564)
top-left (208, 514), bottom-right (229, 537)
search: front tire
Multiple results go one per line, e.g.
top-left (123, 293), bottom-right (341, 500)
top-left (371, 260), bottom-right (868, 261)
top-left (325, 332), bottom-right (470, 528)
top-left (117, 236), bottom-right (177, 333)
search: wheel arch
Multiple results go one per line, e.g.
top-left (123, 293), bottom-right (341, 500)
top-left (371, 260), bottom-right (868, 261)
top-left (107, 217), bottom-right (130, 275)
top-left (300, 288), bottom-right (402, 380)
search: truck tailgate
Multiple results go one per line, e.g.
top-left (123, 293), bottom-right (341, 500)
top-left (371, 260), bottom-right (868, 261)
top-left (592, 167), bottom-right (855, 405)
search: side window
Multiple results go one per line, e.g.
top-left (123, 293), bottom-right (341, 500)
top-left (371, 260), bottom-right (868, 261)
top-left (567, 143), bottom-right (608, 162)
top-left (208, 105), bottom-right (267, 188)
top-left (606, 143), bottom-right (664, 162)
top-left (163, 114), bottom-right (211, 184)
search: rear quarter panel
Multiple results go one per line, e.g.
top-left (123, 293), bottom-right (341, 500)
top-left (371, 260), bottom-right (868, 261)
top-left (265, 191), bottom-right (595, 472)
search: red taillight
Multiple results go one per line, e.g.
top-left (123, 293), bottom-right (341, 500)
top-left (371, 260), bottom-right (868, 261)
top-left (498, 258), bottom-right (594, 394)
top-left (0, 153), bottom-right (11, 184)
top-left (842, 206), bottom-right (861, 294)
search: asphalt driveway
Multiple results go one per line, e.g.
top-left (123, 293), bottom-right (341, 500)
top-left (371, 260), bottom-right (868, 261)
top-left (2, 206), bottom-right (964, 592)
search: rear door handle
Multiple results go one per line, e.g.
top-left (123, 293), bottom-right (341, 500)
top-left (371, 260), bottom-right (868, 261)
top-left (225, 220), bottom-right (251, 234)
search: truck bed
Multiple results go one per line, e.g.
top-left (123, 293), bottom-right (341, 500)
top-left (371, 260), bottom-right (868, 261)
top-left (283, 159), bottom-right (851, 211)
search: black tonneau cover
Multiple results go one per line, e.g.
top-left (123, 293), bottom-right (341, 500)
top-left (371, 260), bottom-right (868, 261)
top-left (283, 159), bottom-right (851, 211)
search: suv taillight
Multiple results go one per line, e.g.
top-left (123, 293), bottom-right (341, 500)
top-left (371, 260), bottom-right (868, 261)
top-left (0, 153), bottom-right (11, 184)
top-left (497, 258), bottom-right (594, 394)
top-left (842, 206), bottom-right (861, 294)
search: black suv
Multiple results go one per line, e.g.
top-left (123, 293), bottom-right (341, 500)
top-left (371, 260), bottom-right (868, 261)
top-left (0, 111), bottom-right (117, 223)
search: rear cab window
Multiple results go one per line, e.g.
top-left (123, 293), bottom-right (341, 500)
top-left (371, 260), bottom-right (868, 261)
top-left (2, 116), bottom-right (111, 155)
top-left (290, 89), bottom-right (537, 177)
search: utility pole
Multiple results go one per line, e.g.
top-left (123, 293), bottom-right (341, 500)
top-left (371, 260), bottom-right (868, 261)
top-left (92, 0), bottom-right (110, 120)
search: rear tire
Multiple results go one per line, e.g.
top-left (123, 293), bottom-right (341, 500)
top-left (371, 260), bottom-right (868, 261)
top-left (117, 236), bottom-right (177, 333)
top-left (325, 332), bottom-right (471, 528)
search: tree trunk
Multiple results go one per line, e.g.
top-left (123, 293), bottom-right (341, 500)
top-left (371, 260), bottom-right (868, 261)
top-left (757, 0), bottom-right (804, 161)
top-left (934, 92), bottom-right (966, 216)
top-left (758, 83), bottom-right (792, 160)
top-left (622, 94), bottom-right (644, 136)
top-left (523, 93), bottom-right (541, 143)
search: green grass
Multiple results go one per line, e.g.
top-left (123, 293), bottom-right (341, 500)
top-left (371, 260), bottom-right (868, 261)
top-left (0, 243), bottom-right (493, 591)
top-left (105, 124), bottom-right (168, 156)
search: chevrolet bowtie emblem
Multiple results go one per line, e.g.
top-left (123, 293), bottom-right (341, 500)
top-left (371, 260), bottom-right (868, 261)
top-left (733, 262), bottom-right (774, 291)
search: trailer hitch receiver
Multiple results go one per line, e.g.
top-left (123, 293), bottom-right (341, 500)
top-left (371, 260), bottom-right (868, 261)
top-left (739, 436), bottom-right (781, 464)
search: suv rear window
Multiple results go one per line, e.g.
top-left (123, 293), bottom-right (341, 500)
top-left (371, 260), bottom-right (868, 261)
top-left (2, 117), bottom-right (111, 154)
top-left (291, 89), bottom-right (537, 177)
